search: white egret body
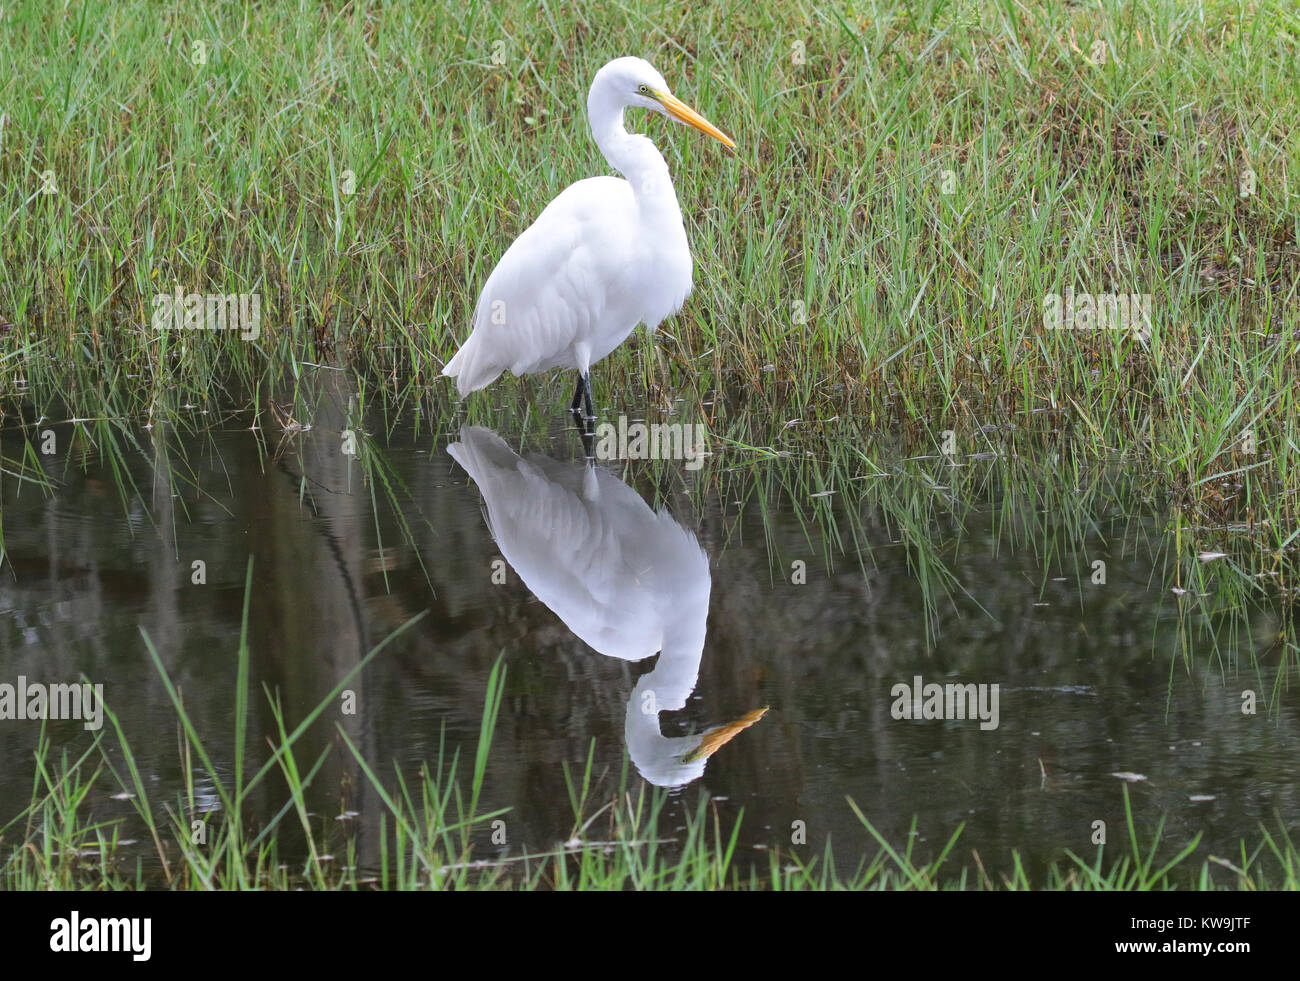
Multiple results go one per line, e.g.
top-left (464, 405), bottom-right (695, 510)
top-left (442, 57), bottom-right (734, 415)
top-left (447, 426), bottom-right (765, 786)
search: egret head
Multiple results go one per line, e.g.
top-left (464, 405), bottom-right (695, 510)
top-left (627, 701), bottom-right (770, 788)
top-left (590, 56), bottom-right (735, 149)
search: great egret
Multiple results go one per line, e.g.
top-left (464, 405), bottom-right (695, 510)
top-left (447, 426), bottom-right (766, 787)
top-left (442, 57), bottom-right (735, 423)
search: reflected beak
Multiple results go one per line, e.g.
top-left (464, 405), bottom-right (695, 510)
top-left (681, 706), bottom-right (768, 763)
top-left (656, 91), bottom-right (736, 149)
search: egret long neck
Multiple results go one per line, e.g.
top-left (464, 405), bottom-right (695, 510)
top-left (588, 98), bottom-right (680, 219)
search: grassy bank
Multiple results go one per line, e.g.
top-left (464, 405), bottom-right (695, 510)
top-left (2, 0), bottom-right (1297, 516)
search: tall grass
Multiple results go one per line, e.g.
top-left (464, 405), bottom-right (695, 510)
top-left (3, 1), bottom-right (1297, 585)
top-left (2, 0), bottom-right (1296, 524)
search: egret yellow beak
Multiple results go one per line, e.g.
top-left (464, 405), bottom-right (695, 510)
top-left (680, 706), bottom-right (768, 763)
top-left (656, 91), bottom-right (736, 149)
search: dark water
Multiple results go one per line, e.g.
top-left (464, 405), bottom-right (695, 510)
top-left (2, 381), bottom-right (1297, 885)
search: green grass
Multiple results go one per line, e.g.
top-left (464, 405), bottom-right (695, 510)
top-left (2, 0), bottom-right (1298, 563)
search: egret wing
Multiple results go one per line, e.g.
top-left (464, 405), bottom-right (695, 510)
top-left (443, 177), bottom-right (637, 394)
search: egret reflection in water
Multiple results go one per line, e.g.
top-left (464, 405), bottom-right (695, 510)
top-left (447, 426), bottom-right (766, 787)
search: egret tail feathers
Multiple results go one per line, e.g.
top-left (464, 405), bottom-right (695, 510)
top-left (442, 336), bottom-right (504, 396)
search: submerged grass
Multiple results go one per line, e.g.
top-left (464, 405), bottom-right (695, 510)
top-left (3, 363), bottom-right (1295, 703)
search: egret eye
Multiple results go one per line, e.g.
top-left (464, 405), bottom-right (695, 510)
top-left (637, 84), bottom-right (651, 95)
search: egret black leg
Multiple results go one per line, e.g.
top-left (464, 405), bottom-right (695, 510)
top-left (569, 372), bottom-right (596, 453)
top-left (581, 372), bottom-right (595, 422)
top-left (570, 406), bottom-right (588, 444)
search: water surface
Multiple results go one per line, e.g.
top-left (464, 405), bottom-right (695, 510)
top-left (2, 385), bottom-right (1296, 885)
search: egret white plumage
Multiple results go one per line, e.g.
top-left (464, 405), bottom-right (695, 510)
top-left (441, 57), bottom-right (735, 422)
